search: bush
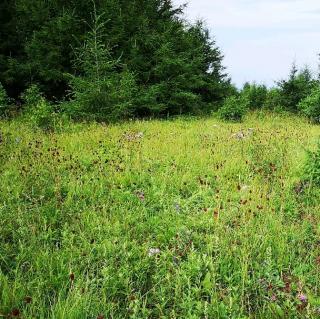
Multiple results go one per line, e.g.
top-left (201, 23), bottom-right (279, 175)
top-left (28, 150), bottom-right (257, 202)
top-left (298, 86), bottom-right (320, 123)
top-left (241, 83), bottom-right (268, 109)
top-left (21, 84), bottom-right (54, 130)
top-left (0, 83), bottom-right (10, 116)
top-left (263, 88), bottom-right (282, 110)
top-left (21, 84), bottom-right (43, 107)
top-left (277, 65), bottom-right (316, 112)
top-left (218, 95), bottom-right (248, 122)
top-left (304, 142), bottom-right (320, 186)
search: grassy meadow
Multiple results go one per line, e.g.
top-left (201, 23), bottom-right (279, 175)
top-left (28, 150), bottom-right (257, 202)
top-left (1, 112), bottom-right (320, 318)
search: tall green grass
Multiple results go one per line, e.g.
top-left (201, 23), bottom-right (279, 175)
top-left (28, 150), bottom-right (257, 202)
top-left (0, 112), bottom-right (320, 318)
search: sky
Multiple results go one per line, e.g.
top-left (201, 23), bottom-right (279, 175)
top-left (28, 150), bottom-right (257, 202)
top-left (173, 0), bottom-right (320, 87)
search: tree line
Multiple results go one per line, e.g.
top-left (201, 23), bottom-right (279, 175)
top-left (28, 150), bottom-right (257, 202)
top-left (0, 0), bottom-right (319, 124)
top-left (0, 0), bottom-right (232, 121)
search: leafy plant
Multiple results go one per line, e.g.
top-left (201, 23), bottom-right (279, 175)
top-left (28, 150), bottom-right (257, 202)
top-left (241, 82), bottom-right (268, 109)
top-left (263, 88), bottom-right (282, 110)
top-left (21, 84), bottom-right (54, 130)
top-left (218, 95), bottom-right (248, 122)
top-left (0, 83), bottom-right (10, 116)
top-left (299, 86), bottom-right (320, 123)
top-left (21, 84), bottom-right (43, 107)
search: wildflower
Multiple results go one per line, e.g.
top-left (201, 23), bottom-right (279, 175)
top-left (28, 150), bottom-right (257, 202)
top-left (298, 293), bottom-right (308, 303)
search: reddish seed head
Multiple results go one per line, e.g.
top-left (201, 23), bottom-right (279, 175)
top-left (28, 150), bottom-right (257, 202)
top-left (24, 296), bottom-right (32, 304)
top-left (213, 210), bottom-right (219, 219)
top-left (10, 309), bottom-right (20, 317)
top-left (70, 273), bottom-right (75, 281)
top-left (97, 315), bottom-right (105, 319)
top-left (284, 282), bottom-right (291, 293)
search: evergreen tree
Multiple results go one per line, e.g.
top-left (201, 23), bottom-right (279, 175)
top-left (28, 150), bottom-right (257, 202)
top-left (277, 64), bottom-right (316, 112)
top-left (0, 0), bottom-right (231, 118)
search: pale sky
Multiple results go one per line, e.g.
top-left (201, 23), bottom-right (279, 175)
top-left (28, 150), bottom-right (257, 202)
top-left (173, 0), bottom-right (320, 87)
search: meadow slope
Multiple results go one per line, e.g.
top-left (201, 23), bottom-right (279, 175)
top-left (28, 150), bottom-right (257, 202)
top-left (1, 113), bottom-right (320, 318)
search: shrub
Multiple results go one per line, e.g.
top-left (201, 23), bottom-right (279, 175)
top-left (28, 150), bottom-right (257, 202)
top-left (21, 84), bottom-right (43, 107)
top-left (21, 84), bottom-right (54, 130)
top-left (298, 86), bottom-right (320, 123)
top-left (277, 65), bottom-right (316, 112)
top-left (29, 99), bottom-right (55, 130)
top-left (218, 95), bottom-right (248, 122)
top-left (304, 142), bottom-right (320, 187)
top-left (241, 82), bottom-right (268, 109)
top-left (263, 88), bottom-right (282, 110)
top-left (0, 83), bottom-right (10, 116)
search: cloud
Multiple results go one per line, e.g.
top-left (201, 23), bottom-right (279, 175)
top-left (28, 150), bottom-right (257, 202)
top-left (174, 0), bottom-right (320, 86)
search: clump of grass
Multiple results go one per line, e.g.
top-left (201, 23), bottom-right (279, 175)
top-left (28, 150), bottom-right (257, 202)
top-left (0, 112), bottom-right (320, 318)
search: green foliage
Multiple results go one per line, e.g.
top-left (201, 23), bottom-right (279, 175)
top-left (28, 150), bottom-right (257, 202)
top-left (67, 8), bottom-right (137, 121)
top-left (0, 82), bottom-right (10, 116)
top-left (28, 99), bottom-right (55, 131)
top-left (277, 64), bottom-right (317, 112)
top-left (304, 142), bottom-right (320, 186)
top-left (241, 82), bottom-right (268, 109)
top-left (218, 95), bottom-right (248, 121)
top-left (0, 0), bottom-right (231, 118)
top-left (299, 86), bottom-right (320, 123)
top-left (21, 84), bottom-right (54, 130)
top-left (21, 84), bottom-right (42, 107)
top-left (263, 88), bottom-right (283, 110)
